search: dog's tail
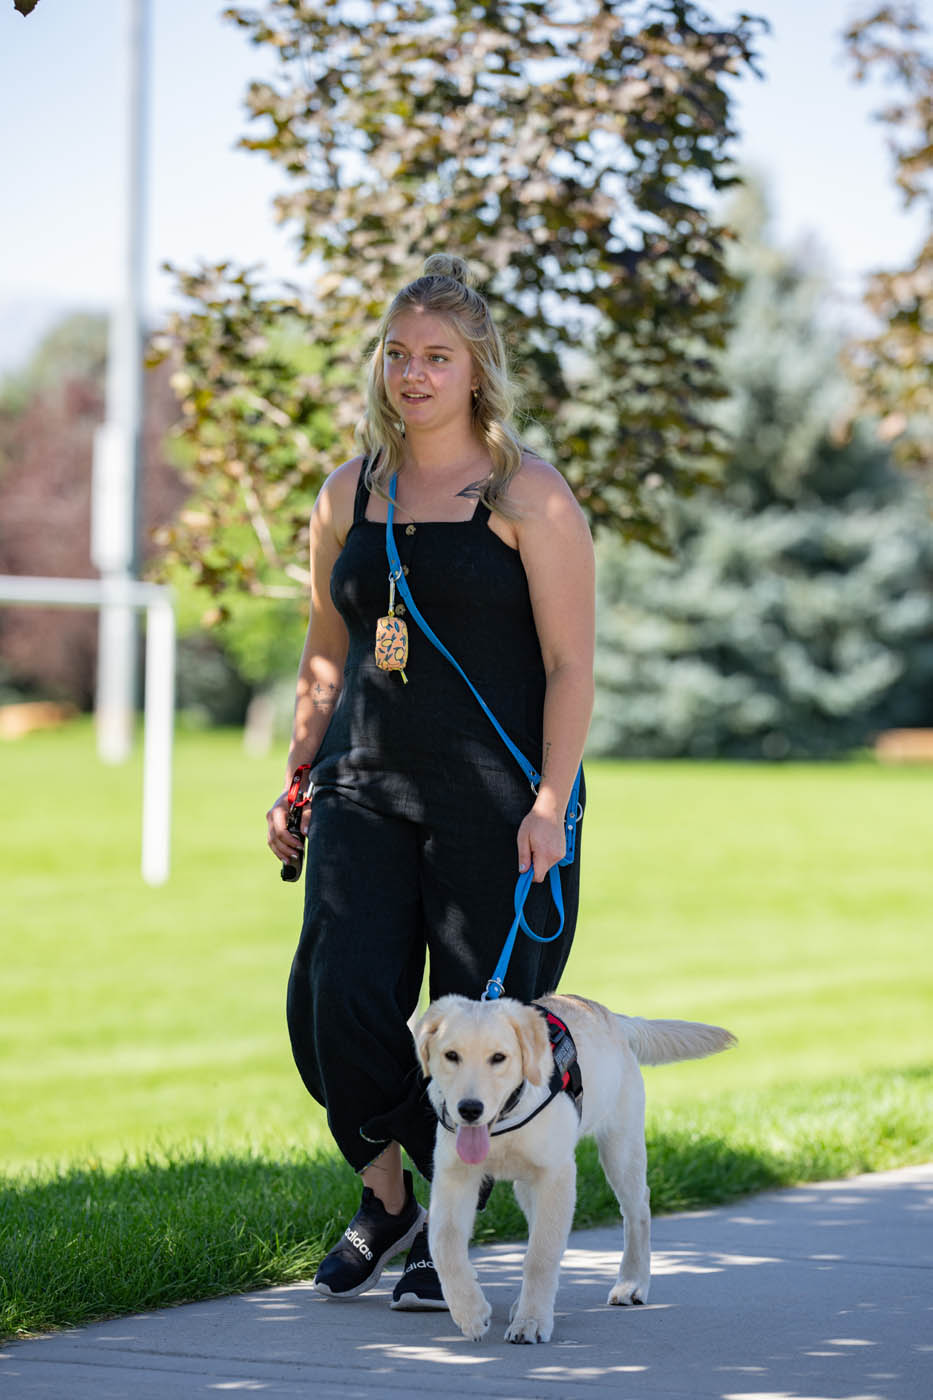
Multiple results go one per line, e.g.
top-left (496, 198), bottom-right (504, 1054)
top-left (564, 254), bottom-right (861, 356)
top-left (617, 1016), bottom-right (736, 1066)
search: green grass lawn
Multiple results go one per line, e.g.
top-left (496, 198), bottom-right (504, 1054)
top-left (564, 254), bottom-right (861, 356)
top-left (3, 722), bottom-right (930, 1165)
top-left (1, 721), bottom-right (931, 1338)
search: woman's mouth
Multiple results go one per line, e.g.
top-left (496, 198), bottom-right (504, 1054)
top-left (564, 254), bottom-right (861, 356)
top-left (401, 391), bottom-right (430, 402)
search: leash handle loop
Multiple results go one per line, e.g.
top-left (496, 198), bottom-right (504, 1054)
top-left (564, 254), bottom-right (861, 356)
top-left (482, 866), bottom-right (565, 1001)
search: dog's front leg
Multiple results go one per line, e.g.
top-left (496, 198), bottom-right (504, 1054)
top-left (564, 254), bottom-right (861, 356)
top-left (505, 1161), bottom-right (575, 1344)
top-left (429, 1169), bottom-right (490, 1341)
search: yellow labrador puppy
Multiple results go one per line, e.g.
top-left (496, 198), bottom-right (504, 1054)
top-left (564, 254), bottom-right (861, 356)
top-left (415, 992), bottom-right (735, 1344)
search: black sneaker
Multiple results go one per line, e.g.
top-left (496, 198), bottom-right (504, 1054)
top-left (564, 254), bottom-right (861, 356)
top-left (390, 1224), bottom-right (448, 1311)
top-left (314, 1170), bottom-right (426, 1299)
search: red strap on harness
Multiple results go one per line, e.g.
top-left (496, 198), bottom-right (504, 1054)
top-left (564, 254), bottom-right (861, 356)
top-left (541, 1009), bottom-right (583, 1106)
top-left (544, 1012), bottom-right (571, 1090)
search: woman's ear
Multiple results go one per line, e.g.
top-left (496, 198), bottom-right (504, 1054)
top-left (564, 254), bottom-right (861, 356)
top-left (509, 1003), bottom-right (551, 1087)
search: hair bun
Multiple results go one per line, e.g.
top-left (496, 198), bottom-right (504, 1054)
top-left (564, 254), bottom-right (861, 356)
top-left (422, 252), bottom-right (474, 287)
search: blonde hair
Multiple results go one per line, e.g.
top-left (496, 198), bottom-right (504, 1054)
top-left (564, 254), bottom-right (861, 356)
top-left (359, 253), bottom-right (525, 515)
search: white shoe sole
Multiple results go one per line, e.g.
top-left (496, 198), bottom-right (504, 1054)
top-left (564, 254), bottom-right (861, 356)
top-left (389, 1289), bottom-right (449, 1311)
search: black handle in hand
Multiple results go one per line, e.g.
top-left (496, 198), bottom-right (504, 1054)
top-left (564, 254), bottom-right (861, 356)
top-left (281, 844), bottom-right (304, 882)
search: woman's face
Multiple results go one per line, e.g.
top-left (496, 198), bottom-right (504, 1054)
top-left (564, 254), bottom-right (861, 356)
top-left (383, 308), bottom-right (477, 433)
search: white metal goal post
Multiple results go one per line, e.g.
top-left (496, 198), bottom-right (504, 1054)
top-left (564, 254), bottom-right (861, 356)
top-left (0, 575), bottom-right (174, 884)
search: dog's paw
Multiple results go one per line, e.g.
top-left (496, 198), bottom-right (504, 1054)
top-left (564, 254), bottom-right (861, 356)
top-left (505, 1312), bottom-right (553, 1344)
top-left (451, 1297), bottom-right (491, 1341)
top-left (608, 1278), bottom-right (650, 1306)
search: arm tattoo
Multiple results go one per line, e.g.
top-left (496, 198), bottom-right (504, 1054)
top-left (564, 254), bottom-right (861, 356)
top-left (311, 681), bottom-right (338, 712)
top-left (541, 741), bottom-right (552, 777)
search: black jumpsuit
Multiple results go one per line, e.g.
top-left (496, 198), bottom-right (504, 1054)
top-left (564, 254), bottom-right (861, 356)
top-left (286, 464), bottom-right (584, 1179)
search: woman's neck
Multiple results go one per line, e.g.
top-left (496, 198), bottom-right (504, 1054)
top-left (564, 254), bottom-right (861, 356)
top-left (401, 422), bottom-right (488, 483)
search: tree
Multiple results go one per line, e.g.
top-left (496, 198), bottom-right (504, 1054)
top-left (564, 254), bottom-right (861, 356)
top-left (0, 306), bottom-right (312, 715)
top-left (842, 3), bottom-right (932, 478)
top-left (150, 267), bottom-right (333, 616)
top-left (590, 184), bottom-right (933, 759)
top-left (0, 317), bottom-right (197, 710)
top-left (152, 0), bottom-right (768, 609)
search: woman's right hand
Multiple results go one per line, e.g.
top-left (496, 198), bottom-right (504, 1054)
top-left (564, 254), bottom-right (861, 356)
top-left (266, 791), bottom-right (311, 864)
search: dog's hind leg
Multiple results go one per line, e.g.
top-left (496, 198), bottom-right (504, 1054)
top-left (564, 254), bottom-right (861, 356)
top-left (595, 1116), bottom-right (652, 1306)
top-left (504, 1161), bottom-right (575, 1345)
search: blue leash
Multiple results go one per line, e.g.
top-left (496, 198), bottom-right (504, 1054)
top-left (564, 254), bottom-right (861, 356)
top-left (385, 472), bottom-right (582, 1000)
top-left (481, 866), bottom-right (567, 1002)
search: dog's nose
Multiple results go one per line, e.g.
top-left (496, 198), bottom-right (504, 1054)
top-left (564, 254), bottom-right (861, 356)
top-left (457, 1098), bottom-right (484, 1123)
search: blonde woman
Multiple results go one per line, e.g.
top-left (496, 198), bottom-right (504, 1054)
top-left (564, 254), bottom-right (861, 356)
top-left (266, 254), bottom-right (595, 1309)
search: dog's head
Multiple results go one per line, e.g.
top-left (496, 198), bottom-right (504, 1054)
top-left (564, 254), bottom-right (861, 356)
top-left (414, 995), bottom-right (552, 1165)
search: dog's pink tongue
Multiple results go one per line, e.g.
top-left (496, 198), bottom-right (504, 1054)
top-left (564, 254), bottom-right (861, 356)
top-left (456, 1123), bottom-right (490, 1165)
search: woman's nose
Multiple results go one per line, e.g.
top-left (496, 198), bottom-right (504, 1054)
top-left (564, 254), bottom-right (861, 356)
top-left (402, 355), bottom-right (424, 378)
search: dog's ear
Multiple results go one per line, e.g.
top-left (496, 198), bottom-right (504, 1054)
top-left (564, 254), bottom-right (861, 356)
top-left (414, 997), bottom-right (462, 1075)
top-left (413, 1006), bottom-right (441, 1076)
top-left (509, 1003), bottom-right (551, 1087)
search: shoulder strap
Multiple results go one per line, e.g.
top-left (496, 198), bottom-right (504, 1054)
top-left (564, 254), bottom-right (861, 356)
top-left (352, 458), bottom-right (371, 525)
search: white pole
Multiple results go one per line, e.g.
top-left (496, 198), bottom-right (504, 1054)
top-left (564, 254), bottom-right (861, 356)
top-left (94, 0), bottom-right (150, 763)
top-left (96, 587), bottom-right (138, 762)
top-left (142, 596), bottom-right (175, 886)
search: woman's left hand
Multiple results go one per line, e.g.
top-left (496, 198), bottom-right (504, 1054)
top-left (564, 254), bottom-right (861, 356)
top-left (517, 801), bottom-right (566, 884)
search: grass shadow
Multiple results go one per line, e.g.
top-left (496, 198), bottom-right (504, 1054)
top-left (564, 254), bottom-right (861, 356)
top-left (3, 1064), bottom-right (931, 1341)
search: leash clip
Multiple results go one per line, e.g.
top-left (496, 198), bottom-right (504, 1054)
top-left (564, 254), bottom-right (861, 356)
top-left (481, 978), bottom-right (505, 1002)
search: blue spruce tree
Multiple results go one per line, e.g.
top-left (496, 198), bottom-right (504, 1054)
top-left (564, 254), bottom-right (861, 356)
top-left (591, 185), bottom-right (933, 759)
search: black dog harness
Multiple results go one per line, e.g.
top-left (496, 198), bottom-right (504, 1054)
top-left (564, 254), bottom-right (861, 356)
top-left (436, 1005), bottom-right (583, 1139)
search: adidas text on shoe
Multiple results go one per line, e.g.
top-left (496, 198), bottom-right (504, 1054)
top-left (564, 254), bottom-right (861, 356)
top-left (390, 1225), bottom-right (448, 1311)
top-left (344, 1229), bottom-right (374, 1261)
top-left (314, 1171), bottom-right (426, 1300)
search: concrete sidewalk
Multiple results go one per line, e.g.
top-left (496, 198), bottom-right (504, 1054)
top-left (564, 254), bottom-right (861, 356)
top-left (2, 1164), bottom-right (931, 1399)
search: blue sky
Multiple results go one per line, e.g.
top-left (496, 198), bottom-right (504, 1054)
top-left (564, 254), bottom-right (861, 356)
top-left (0, 0), bottom-right (927, 373)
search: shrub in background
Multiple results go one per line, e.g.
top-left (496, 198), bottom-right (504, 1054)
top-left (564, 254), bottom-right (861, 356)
top-left (590, 187), bottom-right (933, 759)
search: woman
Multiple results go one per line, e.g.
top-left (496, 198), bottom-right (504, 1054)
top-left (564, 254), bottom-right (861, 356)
top-left (266, 253), bottom-right (595, 1309)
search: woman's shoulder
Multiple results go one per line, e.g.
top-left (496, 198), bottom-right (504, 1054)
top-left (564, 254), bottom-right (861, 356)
top-left (508, 452), bottom-right (586, 524)
top-left (320, 454), bottom-right (367, 503)
top-left (313, 454), bottom-right (367, 541)
top-left (512, 450), bottom-right (568, 488)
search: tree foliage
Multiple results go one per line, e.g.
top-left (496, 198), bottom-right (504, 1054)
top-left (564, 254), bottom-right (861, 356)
top-left (842, 3), bottom-right (932, 476)
top-left (591, 185), bottom-right (933, 759)
top-left (149, 265), bottom-right (337, 608)
top-left (153, 0), bottom-right (767, 607)
top-left (0, 318), bottom-right (189, 708)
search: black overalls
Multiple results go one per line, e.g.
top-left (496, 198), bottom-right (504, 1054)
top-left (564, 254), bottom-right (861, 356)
top-left (286, 464), bottom-right (584, 1179)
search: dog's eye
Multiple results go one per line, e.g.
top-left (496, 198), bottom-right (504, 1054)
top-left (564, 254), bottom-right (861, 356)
top-left (444, 1050), bottom-right (460, 1064)
top-left (489, 1052), bottom-right (507, 1065)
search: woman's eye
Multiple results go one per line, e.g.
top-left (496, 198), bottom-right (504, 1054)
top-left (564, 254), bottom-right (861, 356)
top-left (444, 1050), bottom-right (460, 1064)
top-left (489, 1052), bottom-right (507, 1065)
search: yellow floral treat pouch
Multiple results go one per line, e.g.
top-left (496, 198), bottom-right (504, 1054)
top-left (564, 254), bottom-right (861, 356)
top-left (375, 613), bottom-right (408, 682)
